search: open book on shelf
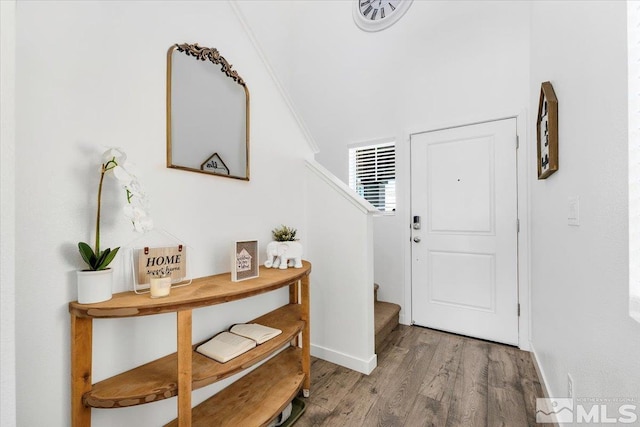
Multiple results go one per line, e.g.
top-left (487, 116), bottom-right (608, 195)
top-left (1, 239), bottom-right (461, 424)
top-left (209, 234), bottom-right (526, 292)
top-left (196, 332), bottom-right (256, 363)
top-left (196, 323), bottom-right (283, 363)
top-left (230, 323), bottom-right (283, 345)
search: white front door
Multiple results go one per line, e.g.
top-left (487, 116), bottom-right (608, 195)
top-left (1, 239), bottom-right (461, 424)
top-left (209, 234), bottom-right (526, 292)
top-left (410, 119), bottom-right (519, 345)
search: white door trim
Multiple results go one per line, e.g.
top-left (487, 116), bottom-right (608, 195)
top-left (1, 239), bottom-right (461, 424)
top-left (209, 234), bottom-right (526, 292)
top-left (401, 111), bottom-right (531, 350)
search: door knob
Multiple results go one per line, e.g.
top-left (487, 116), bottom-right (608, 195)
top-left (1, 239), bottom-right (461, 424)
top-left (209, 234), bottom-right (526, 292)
top-left (413, 237), bottom-right (421, 243)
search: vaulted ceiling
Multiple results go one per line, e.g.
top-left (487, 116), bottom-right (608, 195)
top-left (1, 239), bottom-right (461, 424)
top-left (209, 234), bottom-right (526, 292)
top-left (236, 1), bottom-right (531, 181)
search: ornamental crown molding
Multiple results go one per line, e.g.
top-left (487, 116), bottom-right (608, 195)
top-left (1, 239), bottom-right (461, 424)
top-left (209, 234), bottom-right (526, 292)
top-left (175, 43), bottom-right (246, 87)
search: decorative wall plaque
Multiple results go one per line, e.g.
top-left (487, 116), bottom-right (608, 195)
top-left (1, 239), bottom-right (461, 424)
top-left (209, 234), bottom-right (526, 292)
top-left (537, 81), bottom-right (559, 179)
top-left (201, 152), bottom-right (230, 175)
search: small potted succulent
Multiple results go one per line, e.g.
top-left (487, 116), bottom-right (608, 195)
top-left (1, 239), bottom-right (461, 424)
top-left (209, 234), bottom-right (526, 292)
top-left (77, 148), bottom-right (152, 304)
top-left (272, 225), bottom-right (298, 242)
top-left (264, 225), bottom-right (303, 270)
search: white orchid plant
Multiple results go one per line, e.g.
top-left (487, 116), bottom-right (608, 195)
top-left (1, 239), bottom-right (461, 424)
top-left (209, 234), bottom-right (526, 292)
top-left (78, 148), bottom-right (153, 271)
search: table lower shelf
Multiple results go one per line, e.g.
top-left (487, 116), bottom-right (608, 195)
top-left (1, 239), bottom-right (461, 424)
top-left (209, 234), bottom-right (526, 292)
top-left (164, 346), bottom-right (304, 427)
top-left (84, 304), bottom-right (304, 408)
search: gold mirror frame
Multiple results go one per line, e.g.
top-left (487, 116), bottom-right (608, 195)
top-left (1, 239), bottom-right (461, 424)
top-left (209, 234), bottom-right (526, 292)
top-left (167, 43), bottom-right (250, 180)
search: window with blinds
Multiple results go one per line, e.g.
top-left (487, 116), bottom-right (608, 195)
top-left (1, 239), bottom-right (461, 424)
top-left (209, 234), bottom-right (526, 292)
top-left (348, 141), bottom-right (396, 213)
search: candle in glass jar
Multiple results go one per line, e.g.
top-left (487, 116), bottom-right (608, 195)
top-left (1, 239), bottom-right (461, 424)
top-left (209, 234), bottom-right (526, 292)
top-left (150, 275), bottom-right (172, 298)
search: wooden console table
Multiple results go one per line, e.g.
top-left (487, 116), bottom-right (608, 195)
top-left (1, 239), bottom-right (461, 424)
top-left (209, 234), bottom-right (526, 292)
top-left (69, 261), bottom-right (311, 426)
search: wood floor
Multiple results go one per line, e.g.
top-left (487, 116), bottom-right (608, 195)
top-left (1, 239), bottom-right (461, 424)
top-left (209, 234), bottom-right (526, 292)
top-left (296, 325), bottom-right (550, 427)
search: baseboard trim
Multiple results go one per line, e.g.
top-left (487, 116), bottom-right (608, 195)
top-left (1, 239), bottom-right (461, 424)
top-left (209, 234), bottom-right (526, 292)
top-left (311, 344), bottom-right (377, 375)
top-left (530, 342), bottom-right (565, 426)
top-left (529, 342), bottom-right (552, 399)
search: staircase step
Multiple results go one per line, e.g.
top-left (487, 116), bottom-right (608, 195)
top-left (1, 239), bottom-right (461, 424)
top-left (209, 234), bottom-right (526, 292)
top-left (374, 300), bottom-right (400, 353)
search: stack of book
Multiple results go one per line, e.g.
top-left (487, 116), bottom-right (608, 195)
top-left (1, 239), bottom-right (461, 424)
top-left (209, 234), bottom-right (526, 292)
top-left (196, 323), bottom-right (283, 363)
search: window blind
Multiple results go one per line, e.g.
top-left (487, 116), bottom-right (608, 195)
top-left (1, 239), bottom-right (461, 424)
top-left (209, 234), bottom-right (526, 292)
top-left (348, 142), bottom-right (396, 213)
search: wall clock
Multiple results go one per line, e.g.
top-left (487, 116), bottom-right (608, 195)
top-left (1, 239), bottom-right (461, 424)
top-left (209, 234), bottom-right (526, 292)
top-left (536, 81), bottom-right (559, 179)
top-left (353, 0), bottom-right (414, 32)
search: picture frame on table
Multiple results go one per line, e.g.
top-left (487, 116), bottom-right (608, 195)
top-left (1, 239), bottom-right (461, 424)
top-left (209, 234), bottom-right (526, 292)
top-left (231, 240), bottom-right (259, 282)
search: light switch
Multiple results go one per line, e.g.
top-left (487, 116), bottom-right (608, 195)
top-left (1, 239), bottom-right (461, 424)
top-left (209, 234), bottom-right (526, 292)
top-left (568, 196), bottom-right (580, 226)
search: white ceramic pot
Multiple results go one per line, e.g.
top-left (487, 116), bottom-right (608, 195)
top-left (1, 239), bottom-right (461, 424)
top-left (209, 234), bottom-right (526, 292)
top-left (264, 241), bottom-right (303, 269)
top-left (77, 269), bottom-right (113, 304)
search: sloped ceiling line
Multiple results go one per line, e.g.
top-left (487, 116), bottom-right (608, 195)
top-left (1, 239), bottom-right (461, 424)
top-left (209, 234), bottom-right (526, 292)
top-left (229, 0), bottom-right (320, 154)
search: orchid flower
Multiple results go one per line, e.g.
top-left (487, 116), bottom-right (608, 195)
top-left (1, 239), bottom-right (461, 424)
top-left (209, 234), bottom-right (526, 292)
top-left (78, 148), bottom-right (153, 271)
top-left (102, 147), bottom-right (127, 166)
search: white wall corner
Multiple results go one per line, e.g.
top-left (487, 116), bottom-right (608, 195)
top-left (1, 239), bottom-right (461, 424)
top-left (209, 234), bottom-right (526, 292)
top-left (398, 311), bottom-right (410, 326)
top-left (228, 0), bottom-right (320, 154)
top-left (0, 0), bottom-right (17, 426)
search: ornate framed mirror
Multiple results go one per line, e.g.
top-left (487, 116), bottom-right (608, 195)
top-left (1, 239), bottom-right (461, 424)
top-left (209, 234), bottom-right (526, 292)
top-left (167, 43), bottom-right (250, 180)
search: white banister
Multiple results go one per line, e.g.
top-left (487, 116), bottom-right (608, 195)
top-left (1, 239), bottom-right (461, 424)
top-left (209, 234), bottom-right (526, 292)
top-left (305, 160), bottom-right (379, 214)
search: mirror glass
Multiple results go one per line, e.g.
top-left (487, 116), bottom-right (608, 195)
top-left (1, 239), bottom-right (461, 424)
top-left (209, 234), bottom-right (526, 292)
top-left (167, 44), bottom-right (250, 180)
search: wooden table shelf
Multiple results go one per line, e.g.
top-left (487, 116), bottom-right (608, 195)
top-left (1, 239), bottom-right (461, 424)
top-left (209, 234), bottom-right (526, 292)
top-left (85, 304), bottom-right (304, 408)
top-left (69, 263), bottom-right (312, 319)
top-left (70, 262), bottom-right (311, 427)
top-left (164, 347), bottom-right (304, 427)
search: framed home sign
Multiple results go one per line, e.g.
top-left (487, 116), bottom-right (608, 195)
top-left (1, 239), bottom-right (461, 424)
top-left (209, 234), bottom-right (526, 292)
top-left (232, 240), bottom-right (259, 282)
top-left (131, 244), bottom-right (192, 293)
top-left (537, 81), bottom-right (559, 179)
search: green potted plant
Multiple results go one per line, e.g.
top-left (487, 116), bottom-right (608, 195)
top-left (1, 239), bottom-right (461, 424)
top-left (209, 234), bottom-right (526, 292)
top-left (265, 225), bottom-right (303, 270)
top-left (77, 148), bottom-right (152, 304)
top-left (271, 225), bottom-right (298, 242)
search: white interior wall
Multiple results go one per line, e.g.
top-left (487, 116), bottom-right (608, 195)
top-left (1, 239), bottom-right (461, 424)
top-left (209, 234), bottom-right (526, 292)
top-left (238, 1), bottom-right (531, 322)
top-left (14, 1), bottom-right (315, 425)
top-left (630, 1), bottom-right (640, 323)
top-left (305, 161), bottom-right (377, 374)
top-left (530, 0), bottom-right (640, 404)
top-left (9, 1), bottom-right (640, 424)
top-left (1, 1), bottom-right (17, 426)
